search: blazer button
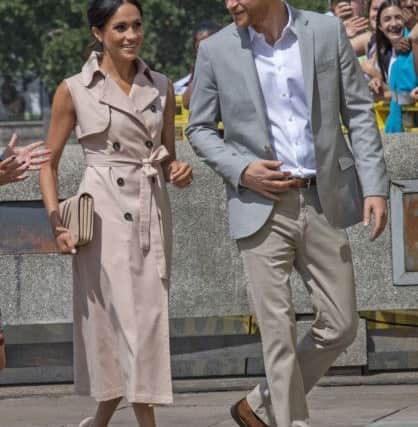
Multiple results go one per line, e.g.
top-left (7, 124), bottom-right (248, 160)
top-left (150, 104), bottom-right (157, 113)
top-left (145, 140), bottom-right (154, 149)
top-left (113, 142), bottom-right (121, 151)
top-left (124, 213), bottom-right (133, 222)
top-left (117, 178), bottom-right (125, 187)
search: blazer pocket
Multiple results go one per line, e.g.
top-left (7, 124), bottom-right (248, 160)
top-left (316, 58), bottom-right (337, 74)
top-left (338, 156), bottom-right (355, 171)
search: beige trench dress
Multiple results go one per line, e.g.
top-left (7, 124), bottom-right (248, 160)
top-left (65, 52), bottom-right (173, 404)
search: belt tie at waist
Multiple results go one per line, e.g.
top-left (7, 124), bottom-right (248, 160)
top-left (85, 144), bottom-right (171, 279)
top-left (138, 145), bottom-right (170, 254)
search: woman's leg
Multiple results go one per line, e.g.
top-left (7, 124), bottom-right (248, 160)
top-left (91, 397), bottom-right (123, 427)
top-left (132, 403), bottom-right (156, 427)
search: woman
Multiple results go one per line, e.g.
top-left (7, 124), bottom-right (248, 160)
top-left (373, 0), bottom-right (418, 131)
top-left (39, 1), bottom-right (192, 426)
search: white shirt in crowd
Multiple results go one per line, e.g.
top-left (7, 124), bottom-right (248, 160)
top-left (173, 73), bottom-right (191, 95)
top-left (249, 4), bottom-right (317, 177)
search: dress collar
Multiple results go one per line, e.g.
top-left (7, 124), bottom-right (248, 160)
top-left (81, 51), bottom-right (153, 87)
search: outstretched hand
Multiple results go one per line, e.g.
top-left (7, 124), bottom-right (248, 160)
top-left (363, 196), bottom-right (388, 241)
top-left (2, 133), bottom-right (50, 171)
top-left (0, 155), bottom-right (29, 185)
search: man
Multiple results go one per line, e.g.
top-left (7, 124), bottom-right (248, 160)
top-left (186, 0), bottom-right (388, 426)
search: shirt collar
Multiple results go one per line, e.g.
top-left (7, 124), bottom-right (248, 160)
top-left (248, 2), bottom-right (294, 45)
top-left (81, 51), bottom-right (154, 87)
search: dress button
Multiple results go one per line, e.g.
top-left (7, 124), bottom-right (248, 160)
top-left (145, 140), bottom-right (154, 149)
top-left (117, 178), bottom-right (125, 186)
top-left (124, 213), bottom-right (133, 222)
top-left (113, 142), bottom-right (121, 151)
top-left (150, 104), bottom-right (157, 113)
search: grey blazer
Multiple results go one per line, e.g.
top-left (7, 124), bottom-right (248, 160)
top-left (186, 8), bottom-right (388, 240)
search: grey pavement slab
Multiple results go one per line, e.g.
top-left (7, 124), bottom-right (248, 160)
top-left (1, 385), bottom-right (418, 427)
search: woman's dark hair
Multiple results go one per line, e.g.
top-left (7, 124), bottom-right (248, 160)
top-left (192, 20), bottom-right (221, 41)
top-left (375, 0), bottom-right (402, 82)
top-left (87, 0), bottom-right (143, 53)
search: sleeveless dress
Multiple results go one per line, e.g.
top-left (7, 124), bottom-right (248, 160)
top-left (65, 52), bottom-right (173, 404)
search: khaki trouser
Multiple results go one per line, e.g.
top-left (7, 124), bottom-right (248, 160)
top-left (237, 187), bottom-right (358, 427)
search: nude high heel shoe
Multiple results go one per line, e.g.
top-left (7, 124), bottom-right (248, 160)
top-left (79, 417), bottom-right (94, 427)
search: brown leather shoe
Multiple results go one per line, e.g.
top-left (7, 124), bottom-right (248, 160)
top-left (230, 398), bottom-right (269, 427)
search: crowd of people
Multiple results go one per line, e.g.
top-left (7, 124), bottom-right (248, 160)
top-left (174, 0), bottom-right (418, 133)
top-left (328, 0), bottom-right (418, 132)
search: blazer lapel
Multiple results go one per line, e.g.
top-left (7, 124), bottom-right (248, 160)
top-left (291, 8), bottom-right (314, 119)
top-left (235, 27), bottom-right (271, 140)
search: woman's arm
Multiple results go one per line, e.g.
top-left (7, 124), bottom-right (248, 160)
top-left (161, 81), bottom-right (192, 188)
top-left (409, 23), bottom-right (418, 76)
top-left (182, 77), bottom-right (193, 110)
top-left (39, 81), bottom-right (77, 253)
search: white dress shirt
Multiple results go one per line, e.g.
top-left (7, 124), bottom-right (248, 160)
top-left (249, 6), bottom-right (316, 177)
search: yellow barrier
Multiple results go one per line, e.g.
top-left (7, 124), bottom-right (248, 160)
top-left (361, 310), bottom-right (418, 330)
top-left (175, 96), bottom-right (418, 138)
top-left (175, 95), bottom-right (223, 141)
top-left (374, 101), bottom-right (418, 132)
top-left (175, 96), bottom-right (190, 141)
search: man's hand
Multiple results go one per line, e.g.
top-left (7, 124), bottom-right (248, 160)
top-left (241, 160), bottom-right (296, 200)
top-left (363, 196), bottom-right (388, 241)
top-left (2, 133), bottom-right (50, 171)
top-left (344, 16), bottom-right (369, 38)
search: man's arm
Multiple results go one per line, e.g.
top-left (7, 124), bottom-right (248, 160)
top-left (338, 19), bottom-right (388, 197)
top-left (337, 19), bottom-right (388, 239)
top-left (185, 42), bottom-right (255, 192)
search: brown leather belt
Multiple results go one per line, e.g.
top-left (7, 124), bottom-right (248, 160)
top-left (291, 176), bottom-right (317, 188)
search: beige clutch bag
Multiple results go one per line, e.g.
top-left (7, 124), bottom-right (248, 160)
top-left (59, 192), bottom-right (94, 247)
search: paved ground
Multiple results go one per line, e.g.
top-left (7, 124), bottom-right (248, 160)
top-left (1, 382), bottom-right (418, 427)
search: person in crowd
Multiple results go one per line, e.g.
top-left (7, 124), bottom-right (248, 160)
top-left (187, 0), bottom-right (387, 426)
top-left (181, 20), bottom-right (221, 109)
top-left (1, 78), bottom-right (26, 120)
top-left (328, 0), bottom-right (370, 42)
top-left (369, 0), bottom-right (418, 131)
top-left (39, 1), bottom-right (192, 426)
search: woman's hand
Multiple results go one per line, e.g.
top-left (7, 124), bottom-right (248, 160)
top-left (393, 37), bottom-right (411, 54)
top-left (2, 133), bottom-right (50, 170)
top-left (55, 227), bottom-right (77, 255)
top-left (410, 87), bottom-right (418, 101)
top-left (368, 77), bottom-right (383, 95)
top-left (344, 16), bottom-right (369, 39)
top-left (165, 160), bottom-right (193, 188)
top-left (0, 156), bottom-right (29, 185)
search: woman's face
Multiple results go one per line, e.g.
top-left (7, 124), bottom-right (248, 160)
top-left (378, 6), bottom-right (405, 44)
top-left (93, 2), bottom-right (144, 63)
top-left (369, 0), bottom-right (385, 31)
